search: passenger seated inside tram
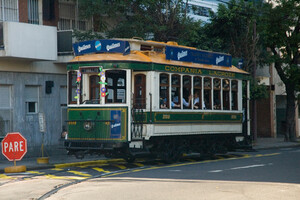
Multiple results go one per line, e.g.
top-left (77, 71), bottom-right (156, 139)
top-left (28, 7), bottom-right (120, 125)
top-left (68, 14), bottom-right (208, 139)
top-left (160, 98), bottom-right (167, 109)
top-left (172, 95), bottom-right (192, 108)
top-left (214, 98), bottom-right (221, 110)
top-left (193, 93), bottom-right (200, 109)
top-left (171, 96), bottom-right (180, 108)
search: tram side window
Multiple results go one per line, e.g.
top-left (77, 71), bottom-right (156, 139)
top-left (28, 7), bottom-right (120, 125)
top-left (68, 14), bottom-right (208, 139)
top-left (193, 76), bottom-right (202, 109)
top-left (134, 74), bottom-right (146, 109)
top-left (204, 77), bottom-right (212, 109)
top-left (68, 71), bottom-right (78, 104)
top-left (213, 78), bottom-right (221, 110)
top-left (171, 74), bottom-right (181, 109)
top-left (106, 70), bottom-right (126, 103)
top-left (223, 79), bottom-right (230, 110)
top-left (159, 73), bottom-right (169, 109)
top-left (183, 75), bottom-right (192, 109)
top-left (231, 80), bottom-right (238, 110)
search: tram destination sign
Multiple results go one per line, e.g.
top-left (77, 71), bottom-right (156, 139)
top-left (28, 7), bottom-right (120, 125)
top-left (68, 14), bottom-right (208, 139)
top-left (73, 39), bottom-right (130, 56)
top-left (165, 46), bottom-right (232, 67)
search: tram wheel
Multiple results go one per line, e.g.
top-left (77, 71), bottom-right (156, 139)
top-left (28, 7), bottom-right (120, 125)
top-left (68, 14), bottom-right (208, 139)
top-left (160, 141), bottom-right (182, 163)
top-left (74, 151), bottom-right (85, 159)
top-left (124, 155), bottom-right (136, 163)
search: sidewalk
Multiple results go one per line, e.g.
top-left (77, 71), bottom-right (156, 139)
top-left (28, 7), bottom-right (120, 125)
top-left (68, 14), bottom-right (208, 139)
top-left (0, 138), bottom-right (299, 173)
top-left (252, 137), bottom-right (300, 150)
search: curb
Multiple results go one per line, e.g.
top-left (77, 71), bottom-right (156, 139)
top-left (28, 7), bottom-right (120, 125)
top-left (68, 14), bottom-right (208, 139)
top-left (54, 158), bottom-right (124, 168)
top-left (252, 142), bottom-right (300, 151)
top-left (0, 158), bottom-right (125, 174)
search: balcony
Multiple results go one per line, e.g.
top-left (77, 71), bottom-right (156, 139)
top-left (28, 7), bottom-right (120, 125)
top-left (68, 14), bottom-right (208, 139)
top-left (0, 22), bottom-right (57, 61)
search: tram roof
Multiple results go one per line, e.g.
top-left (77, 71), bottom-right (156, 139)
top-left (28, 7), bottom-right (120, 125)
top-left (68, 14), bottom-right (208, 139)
top-left (69, 38), bottom-right (249, 76)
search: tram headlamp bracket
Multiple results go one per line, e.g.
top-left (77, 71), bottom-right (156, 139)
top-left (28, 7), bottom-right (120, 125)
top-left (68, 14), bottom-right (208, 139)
top-left (83, 121), bottom-right (94, 131)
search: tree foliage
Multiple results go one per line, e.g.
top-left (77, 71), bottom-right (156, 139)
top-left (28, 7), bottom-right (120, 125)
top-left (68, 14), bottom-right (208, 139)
top-left (260, 0), bottom-right (300, 140)
top-left (77, 0), bottom-right (200, 42)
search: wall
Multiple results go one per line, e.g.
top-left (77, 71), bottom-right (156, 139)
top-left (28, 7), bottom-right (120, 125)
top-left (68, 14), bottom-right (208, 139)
top-left (1, 22), bottom-right (57, 61)
top-left (0, 61), bottom-right (67, 158)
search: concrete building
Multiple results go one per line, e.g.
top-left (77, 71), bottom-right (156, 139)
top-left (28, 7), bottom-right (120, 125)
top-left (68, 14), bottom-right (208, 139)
top-left (0, 0), bottom-right (92, 158)
top-left (185, 0), bottom-right (230, 23)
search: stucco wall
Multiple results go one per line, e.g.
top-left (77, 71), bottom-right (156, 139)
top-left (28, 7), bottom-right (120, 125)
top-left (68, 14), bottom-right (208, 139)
top-left (0, 71), bottom-right (67, 158)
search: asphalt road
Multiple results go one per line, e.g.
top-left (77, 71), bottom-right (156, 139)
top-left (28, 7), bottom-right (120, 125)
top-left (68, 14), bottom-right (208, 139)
top-left (0, 147), bottom-right (299, 200)
top-left (114, 148), bottom-right (300, 184)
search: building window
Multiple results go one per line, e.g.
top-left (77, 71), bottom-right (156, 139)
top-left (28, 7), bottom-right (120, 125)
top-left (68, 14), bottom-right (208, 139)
top-left (28, 0), bottom-right (39, 24)
top-left (159, 73), bottom-right (169, 109)
top-left (0, 85), bottom-right (11, 108)
top-left (0, 0), bottom-right (19, 22)
top-left (0, 85), bottom-right (12, 137)
top-left (58, 0), bottom-right (92, 31)
top-left (25, 85), bottom-right (39, 114)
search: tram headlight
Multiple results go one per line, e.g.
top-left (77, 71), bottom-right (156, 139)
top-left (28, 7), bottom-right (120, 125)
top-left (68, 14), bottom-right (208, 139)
top-left (83, 121), bottom-right (94, 131)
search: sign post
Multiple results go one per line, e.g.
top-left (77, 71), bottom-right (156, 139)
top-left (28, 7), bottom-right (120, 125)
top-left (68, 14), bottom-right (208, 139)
top-left (1, 132), bottom-right (27, 173)
top-left (37, 112), bottom-right (49, 164)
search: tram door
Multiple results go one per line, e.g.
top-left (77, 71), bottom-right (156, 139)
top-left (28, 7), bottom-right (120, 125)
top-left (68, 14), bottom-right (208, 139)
top-left (133, 74), bottom-right (146, 109)
top-left (132, 74), bottom-right (146, 141)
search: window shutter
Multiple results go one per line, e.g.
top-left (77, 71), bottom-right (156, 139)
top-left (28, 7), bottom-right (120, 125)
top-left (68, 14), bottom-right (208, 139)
top-left (25, 86), bottom-right (38, 102)
top-left (0, 85), bottom-right (10, 108)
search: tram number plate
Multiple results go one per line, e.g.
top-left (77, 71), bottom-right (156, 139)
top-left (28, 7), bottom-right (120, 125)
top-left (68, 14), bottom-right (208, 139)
top-left (162, 114), bottom-right (170, 119)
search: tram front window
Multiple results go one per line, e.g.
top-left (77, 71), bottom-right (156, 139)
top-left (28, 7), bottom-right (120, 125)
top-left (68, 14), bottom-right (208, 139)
top-left (106, 70), bottom-right (126, 103)
top-left (77, 69), bottom-right (126, 104)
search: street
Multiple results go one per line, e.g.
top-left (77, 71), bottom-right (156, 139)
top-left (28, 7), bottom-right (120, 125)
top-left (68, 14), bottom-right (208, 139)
top-left (0, 147), bottom-right (299, 200)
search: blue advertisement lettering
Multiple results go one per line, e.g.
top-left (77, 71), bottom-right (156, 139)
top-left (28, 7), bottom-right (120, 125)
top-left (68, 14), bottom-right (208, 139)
top-left (166, 46), bottom-right (232, 67)
top-left (110, 110), bottom-right (121, 138)
top-left (73, 40), bottom-right (131, 56)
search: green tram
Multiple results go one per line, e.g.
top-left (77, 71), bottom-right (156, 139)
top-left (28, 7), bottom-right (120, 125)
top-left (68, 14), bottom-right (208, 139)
top-left (65, 38), bottom-right (251, 161)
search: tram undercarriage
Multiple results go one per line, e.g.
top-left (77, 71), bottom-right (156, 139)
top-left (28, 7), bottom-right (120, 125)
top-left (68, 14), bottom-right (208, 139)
top-left (65, 133), bottom-right (250, 162)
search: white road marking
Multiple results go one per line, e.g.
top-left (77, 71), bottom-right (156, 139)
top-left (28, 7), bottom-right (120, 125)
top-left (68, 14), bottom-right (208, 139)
top-left (209, 163), bottom-right (271, 173)
top-left (230, 164), bottom-right (265, 170)
top-left (209, 170), bottom-right (223, 173)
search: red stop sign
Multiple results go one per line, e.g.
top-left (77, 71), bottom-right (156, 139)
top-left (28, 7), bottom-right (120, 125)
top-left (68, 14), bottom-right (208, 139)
top-left (1, 132), bottom-right (27, 161)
